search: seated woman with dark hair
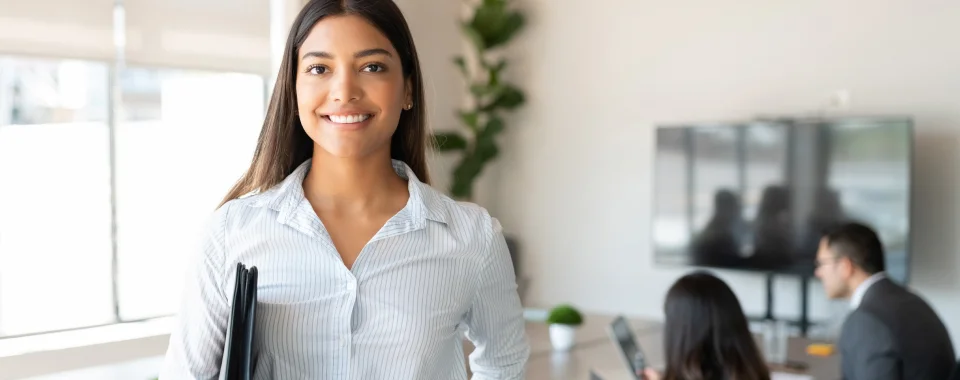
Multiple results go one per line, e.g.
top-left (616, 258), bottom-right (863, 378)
top-left (643, 271), bottom-right (770, 380)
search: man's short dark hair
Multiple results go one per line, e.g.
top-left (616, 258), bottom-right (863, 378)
top-left (823, 222), bottom-right (886, 274)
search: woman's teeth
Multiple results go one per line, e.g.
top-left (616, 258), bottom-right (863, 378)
top-left (328, 114), bottom-right (370, 124)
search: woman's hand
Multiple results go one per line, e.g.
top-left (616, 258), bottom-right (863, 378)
top-left (640, 368), bottom-right (662, 380)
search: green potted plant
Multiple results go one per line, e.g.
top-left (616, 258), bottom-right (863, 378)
top-left (432, 0), bottom-right (526, 201)
top-left (546, 304), bottom-right (584, 351)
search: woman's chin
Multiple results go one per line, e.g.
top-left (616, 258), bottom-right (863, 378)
top-left (314, 143), bottom-right (388, 160)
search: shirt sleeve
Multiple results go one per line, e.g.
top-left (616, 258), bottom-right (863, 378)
top-left (159, 205), bottom-right (231, 380)
top-left (463, 216), bottom-right (530, 379)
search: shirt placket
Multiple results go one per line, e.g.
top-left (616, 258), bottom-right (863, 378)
top-left (338, 269), bottom-right (358, 379)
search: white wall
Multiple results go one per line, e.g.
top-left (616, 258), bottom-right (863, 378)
top-left (395, 0), bottom-right (462, 133)
top-left (493, 0), bottom-right (960, 346)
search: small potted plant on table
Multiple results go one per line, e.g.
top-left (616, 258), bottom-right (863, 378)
top-left (546, 304), bottom-right (584, 351)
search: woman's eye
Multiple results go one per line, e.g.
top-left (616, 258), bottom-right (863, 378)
top-left (308, 65), bottom-right (327, 75)
top-left (363, 64), bottom-right (384, 73)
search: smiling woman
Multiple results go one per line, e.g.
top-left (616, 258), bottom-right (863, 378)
top-left (159, 1), bottom-right (529, 379)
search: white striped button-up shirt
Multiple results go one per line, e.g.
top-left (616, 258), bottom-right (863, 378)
top-left (160, 159), bottom-right (529, 379)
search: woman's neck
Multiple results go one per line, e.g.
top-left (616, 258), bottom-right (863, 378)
top-left (302, 148), bottom-right (408, 213)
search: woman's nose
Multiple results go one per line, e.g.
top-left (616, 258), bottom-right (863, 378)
top-left (329, 71), bottom-right (361, 103)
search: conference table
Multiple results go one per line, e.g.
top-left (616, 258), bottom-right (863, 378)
top-left (465, 313), bottom-right (841, 380)
top-left (24, 314), bottom-right (839, 380)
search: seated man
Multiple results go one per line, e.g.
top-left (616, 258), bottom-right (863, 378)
top-left (815, 222), bottom-right (956, 380)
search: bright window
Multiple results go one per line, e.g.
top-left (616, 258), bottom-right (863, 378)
top-left (115, 67), bottom-right (263, 320)
top-left (0, 56), bottom-right (115, 337)
top-left (0, 57), bottom-right (265, 338)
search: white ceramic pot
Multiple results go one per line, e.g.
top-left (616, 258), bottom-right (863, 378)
top-left (549, 324), bottom-right (577, 351)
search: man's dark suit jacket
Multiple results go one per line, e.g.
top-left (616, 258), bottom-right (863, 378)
top-left (840, 277), bottom-right (956, 380)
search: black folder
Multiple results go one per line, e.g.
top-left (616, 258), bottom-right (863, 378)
top-left (222, 263), bottom-right (258, 380)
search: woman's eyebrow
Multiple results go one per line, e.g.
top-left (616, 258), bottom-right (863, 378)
top-left (301, 48), bottom-right (393, 60)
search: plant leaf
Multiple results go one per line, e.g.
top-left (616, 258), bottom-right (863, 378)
top-left (487, 59), bottom-right (507, 85)
top-left (469, 0), bottom-right (505, 43)
top-left (450, 116), bottom-right (504, 198)
top-left (461, 23), bottom-right (486, 51)
top-left (468, 0), bottom-right (526, 50)
top-left (432, 132), bottom-right (467, 152)
top-left (452, 55), bottom-right (468, 77)
top-left (464, 0), bottom-right (524, 50)
top-left (475, 135), bottom-right (499, 162)
top-left (470, 117), bottom-right (502, 169)
top-left (451, 152), bottom-right (483, 199)
top-left (481, 84), bottom-right (525, 112)
top-left (458, 110), bottom-right (480, 130)
top-left (469, 84), bottom-right (489, 97)
top-left (480, 115), bottom-right (505, 137)
top-left (470, 83), bottom-right (499, 97)
top-left (485, 12), bottom-right (525, 49)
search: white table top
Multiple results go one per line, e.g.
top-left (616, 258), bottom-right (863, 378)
top-left (19, 312), bottom-right (839, 380)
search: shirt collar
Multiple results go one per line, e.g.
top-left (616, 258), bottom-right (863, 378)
top-left (851, 272), bottom-right (886, 308)
top-left (250, 158), bottom-right (448, 227)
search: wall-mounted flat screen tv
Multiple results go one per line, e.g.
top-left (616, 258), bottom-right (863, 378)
top-left (652, 116), bottom-right (912, 284)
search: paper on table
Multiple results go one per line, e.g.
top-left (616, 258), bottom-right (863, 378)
top-left (772, 372), bottom-right (813, 380)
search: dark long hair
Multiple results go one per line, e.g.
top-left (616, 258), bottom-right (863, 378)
top-left (220, 0), bottom-right (429, 207)
top-left (662, 272), bottom-right (770, 380)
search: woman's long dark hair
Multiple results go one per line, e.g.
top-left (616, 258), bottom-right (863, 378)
top-left (220, 0), bottom-right (429, 207)
top-left (662, 272), bottom-right (771, 380)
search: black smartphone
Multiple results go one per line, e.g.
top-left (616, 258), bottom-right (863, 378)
top-left (606, 316), bottom-right (646, 380)
top-left (784, 360), bottom-right (809, 371)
